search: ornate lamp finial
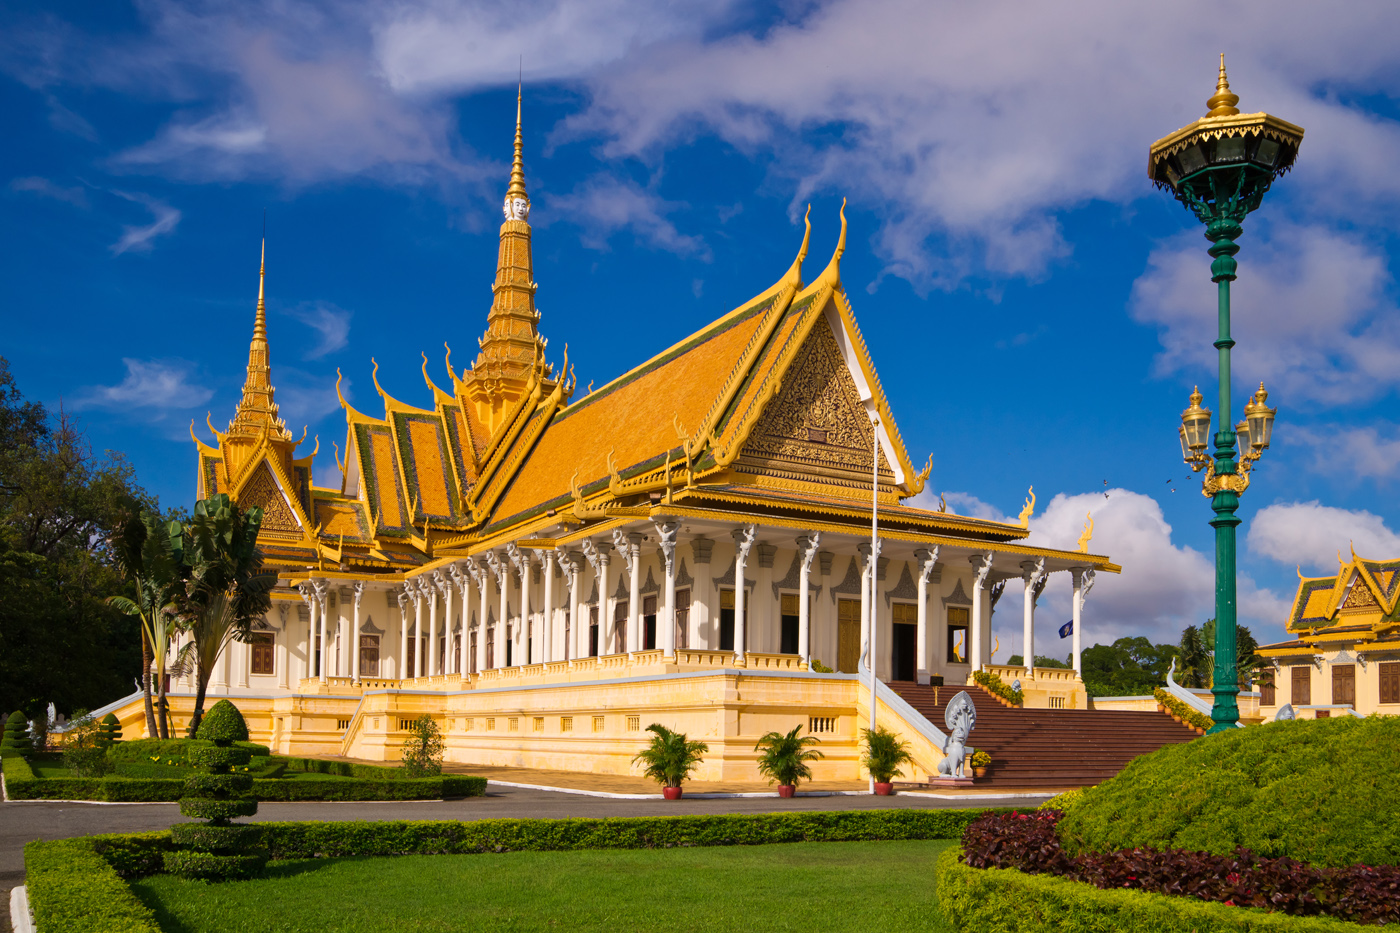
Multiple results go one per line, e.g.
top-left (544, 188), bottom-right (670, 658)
top-left (1206, 53), bottom-right (1240, 118)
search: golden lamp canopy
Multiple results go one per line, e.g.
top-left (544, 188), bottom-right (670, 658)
top-left (1149, 55), bottom-right (1304, 192)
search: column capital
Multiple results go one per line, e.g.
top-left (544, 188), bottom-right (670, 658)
top-left (610, 529), bottom-right (636, 572)
top-left (797, 532), bottom-right (822, 571)
top-left (730, 523), bottom-right (757, 559)
top-left (352, 580), bottom-right (364, 608)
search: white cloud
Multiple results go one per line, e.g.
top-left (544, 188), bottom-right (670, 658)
top-left (549, 175), bottom-right (709, 257)
top-left (1131, 221), bottom-right (1400, 407)
top-left (74, 358), bottom-right (212, 412)
top-left (1248, 501), bottom-right (1400, 574)
top-left (907, 489), bottom-right (1012, 523)
top-left (285, 301), bottom-right (353, 359)
top-left (9, 176), bottom-right (88, 207)
top-left (110, 191), bottom-right (181, 254)
top-left (1287, 423), bottom-right (1400, 481)
top-left (976, 489), bottom-right (1291, 659)
top-left (273, 367), bottom-right (347, 433)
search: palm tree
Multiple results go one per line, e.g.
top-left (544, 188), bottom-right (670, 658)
top-left (107, 512), bottom-right (184, 738)
top-left (632, 723), bottom-right (709, 789)
top-left (754, 724), bottom-right (824, 788)
top-left (172, 495), bottom-right (274, 733)
top-left (861, 726), bottom-right (914, 783)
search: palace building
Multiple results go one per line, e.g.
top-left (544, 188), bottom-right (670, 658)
top-left (1257, 549), bottom-right (1400, 720)
top-left (107, 94), bottom-right (1120, 780)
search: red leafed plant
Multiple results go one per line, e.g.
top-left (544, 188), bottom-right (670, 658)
top-left (961, 810), bottom-right (1400, 927)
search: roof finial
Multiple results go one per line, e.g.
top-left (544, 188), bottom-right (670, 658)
top-left (254, 231), bottom-right (267, 341)
top-left (1206, 53), bottom-right (1240, 117)
top-left (506, 81), bottom-right (528, 202)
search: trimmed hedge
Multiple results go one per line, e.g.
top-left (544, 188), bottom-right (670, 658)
top-left (3, 756), bottom-right (484, 802)
top-left (1059, 715), bottom-right (1400, 868)
top-left (108, 737), bottom-right (270, 764)
top-left (281, 756), bottom-right (404, 779)
top-left (24, 838), bottom-right (161, 933)
top-left (92, 808), bottom-right (1005, 879)
top-left (935, 845), bottom-right (1387, 932)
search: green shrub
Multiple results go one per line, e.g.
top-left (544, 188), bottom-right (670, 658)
top-left (1154, 687), bottom-right (1213, 731)
top-left (400, 714), bottom-right (445, 778)
top-left (108, 737), bottom-right (269, 764)
top-left (61, 710), bottom-right (114, 778)
top-left (860, 726), bottom-right (913, 783)
top-left (754, 725), bottom-right (824, 787)
top-left (633, 723), bottom-right (708, 788)
top-left (934, 845), bottom-right (1373, 932)
top-left (196, 699), bottom-right (250, 743)
top-left (24, 838), bottom-right (162, 933)
top-left (1037, 787), bottom-right (1085, 812)
top-left (1058, 715), bottom-right (1400, 868)
top-left (167, 701), bottom-right (265, 881)
top-left (282, 756), bottom-right (401, 779)
top-left (2, 709), bottom-right (31, 756)
top-left (974, 670), bottom-right (1023, 706)
top-left (87, 807), bottom-right (1009, 880)
top-left (98, 713), bottom-right (122, 747)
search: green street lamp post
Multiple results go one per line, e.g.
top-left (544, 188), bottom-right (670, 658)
top-left (1150, 57), bottom-right (1301, 733)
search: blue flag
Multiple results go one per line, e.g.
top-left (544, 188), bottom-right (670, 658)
top-left (1059, 619), bottom-right (1073, 639)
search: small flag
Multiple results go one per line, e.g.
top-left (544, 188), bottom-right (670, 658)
top-left (1059, 620), bottom-right (1073, 639)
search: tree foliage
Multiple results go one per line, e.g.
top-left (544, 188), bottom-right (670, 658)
top-left (1081, 637), bottom-right (1179, 697)
top-left (0, 358), bottom-right (158, 718)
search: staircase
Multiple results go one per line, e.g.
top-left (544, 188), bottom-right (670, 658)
top-left (888, 683), bottom-right (1199, 789)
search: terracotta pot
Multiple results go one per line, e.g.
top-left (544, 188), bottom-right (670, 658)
top-left (973, 766), bottom-right (988, 779)
top-left (874, 782), bottom-right (894, 796)
top-left (777, 784), bottom-right (796, 798)
top-left (662, 786), bottom-right (683, 800)
top-left (1156, 704), bottom-right (1166, 714)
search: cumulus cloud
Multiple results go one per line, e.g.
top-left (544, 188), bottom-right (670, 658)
top-left (285, 301), bottom-right (353, 359)
top-left (74, 358), bottom-right (212, 413)
top-left (110, 191), bottom-right (181, 254)
top-left (1287, 423), bottom-right (1400, 481)
top-left (1131, 221), bottom-right (1400, 407)
top-left (907, 489), bottom-right (1011, 523)
top-left (1248, 501), bottom-right (1400, 574)
top-left (549, 175), bottom-right (709, 257)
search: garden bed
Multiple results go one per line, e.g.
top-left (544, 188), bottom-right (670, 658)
top-left (27, 809), bottom-right (1000, 933)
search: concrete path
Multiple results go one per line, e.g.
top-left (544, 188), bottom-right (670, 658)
top-left (0, 781), bottom-right (1051, 933)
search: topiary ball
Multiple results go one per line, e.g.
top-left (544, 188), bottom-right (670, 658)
top-left (197, 700), bottom-right (249, 747)
top-left (1, 710), bottom-right (31, 754)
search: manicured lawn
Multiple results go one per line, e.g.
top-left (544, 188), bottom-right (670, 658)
top-left (133, 840), bottom-right (956, 933)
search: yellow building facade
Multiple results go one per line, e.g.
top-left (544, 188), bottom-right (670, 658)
top-left (107, 96), bottom-right (1120, 781)
top-left (1257, 550), bottom-right (1400, 721)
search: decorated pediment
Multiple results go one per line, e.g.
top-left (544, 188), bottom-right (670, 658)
top-left (238, 460), bottom-right (304, 535)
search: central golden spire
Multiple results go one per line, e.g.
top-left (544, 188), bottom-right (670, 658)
top-left (467, 84), bottom-right (543, 410)
top-left (228, 236), bottom-right (290, 443)
top-left (1206, 53), bottom-right (1240, 117)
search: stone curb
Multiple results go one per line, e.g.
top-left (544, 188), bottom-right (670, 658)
top-left (9, 885), bottom-right (34, 933)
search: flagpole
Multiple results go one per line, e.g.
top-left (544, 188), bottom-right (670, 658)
top-left (869, 414), bottom-right (880, 794)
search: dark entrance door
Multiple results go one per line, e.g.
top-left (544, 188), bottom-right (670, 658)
top-left (891, 622), bottom-right (917, 681)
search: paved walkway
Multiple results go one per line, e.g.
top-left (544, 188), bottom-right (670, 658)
top-left (0, 781), bottom-right (1053, 933)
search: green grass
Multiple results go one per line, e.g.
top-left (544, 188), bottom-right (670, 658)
top-left (132, 840), bottom-right (956, 933)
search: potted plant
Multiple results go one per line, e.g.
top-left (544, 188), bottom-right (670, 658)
top-left (861, 726), bottom-right (914, 795)
top-left (970, 749), bottom-right (992, 779)
top-left (754, 725), bottom-right (824, 797)
top-left (633, 723), bottom-right (708, 799)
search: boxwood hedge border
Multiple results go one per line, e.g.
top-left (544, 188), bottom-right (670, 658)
top-left (28, 809), bottom-right (1004, 932)
top-left (2, 755), bottom-right (485, 802)
top-left (934, 845), bottom-right (1394, 932)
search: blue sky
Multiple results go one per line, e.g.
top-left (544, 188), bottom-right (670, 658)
top-left (6, 0), bottom-right (1400, 655)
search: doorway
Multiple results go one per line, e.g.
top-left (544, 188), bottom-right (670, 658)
top-left (837, 599), bottom-right (859, 673)
top-left (891, 602), bottom-right (917, 681)
top-left (780, 593), bottom-right (799, 655)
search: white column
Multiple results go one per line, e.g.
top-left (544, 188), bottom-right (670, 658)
top-left (611, 529), bottom-right (635, 655)
top-left (410, 581), bottom-right (424, 678)
top-left (655, 521), bottom-right (679, 659)
top-left (1072, 568), bottom-right (1095, 675)
top-left (277, 604), bottom-right (290, 690)
top-left (558, 549), bottom-right (582, 660)
top-left (449, 564), bottom-right (469, 675)
top-left (858, 542), bottom-right (877, 666)
top-left (509, 544), bottom-right (532, 666)
top-left (442, 572), bottom-right (457, 675)
top-left (427, 573), bottom-right (442, 676)
top-left (536, 549), bottom-right (554, 663)
top-left (582, 540), bottom-right (611, 654)
top-left (915, 547), bottom-right (940, 684)
top-left (797, 533), bottom-right (821, 665)
top-left (628, 534), bottom-right (643, 652)
top-left (471, 560), bottom-right (489, 674)
top-left (483, 550), bottom-right (508, 668)
top-left (351, 582), bottom-right (364, 683)
top-left (1020, 558), bottom-right (1044, 676)
top-left (970, 553), bottom-right (993, 670)
top-left (337, 592), bottom-right (348, 677)
top-left (313, 579), bottom-right (329, 683)
top-left (731, 525), bottom-right (757, 663)
top-left (396, 588), bottom-right (410, 680)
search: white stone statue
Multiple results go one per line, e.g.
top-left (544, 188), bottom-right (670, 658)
top-left (937, 690), bottom-right (977, 778)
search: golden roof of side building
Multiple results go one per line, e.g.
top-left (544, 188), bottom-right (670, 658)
top-left (1276, 550), bottom-right (1400, 649)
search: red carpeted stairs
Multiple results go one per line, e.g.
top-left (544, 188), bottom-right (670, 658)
top-left (888, 682), bottom-right (1200, 789)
